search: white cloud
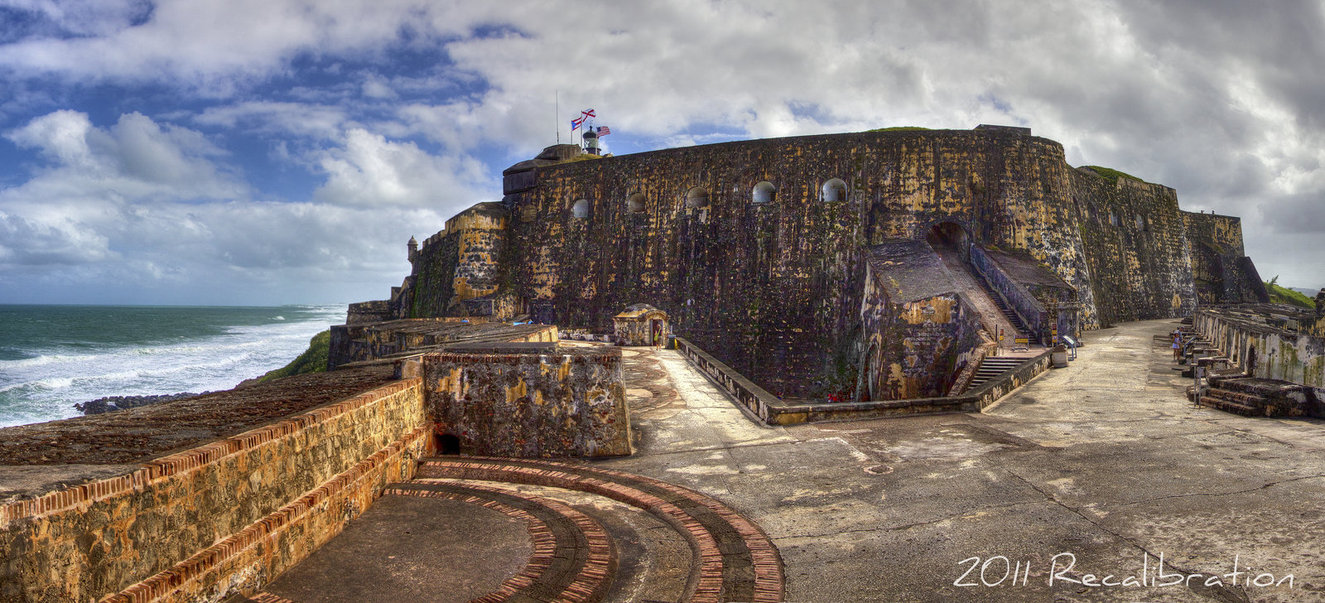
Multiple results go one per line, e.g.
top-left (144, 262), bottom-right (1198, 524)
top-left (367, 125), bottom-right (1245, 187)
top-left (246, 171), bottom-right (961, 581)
top-left (313, 128), bottom-right (494, 208)
top-left (1, 0), bottom-right (1324, 294)
top-left (6, 110), bottom-right (244, 202)
top-left (193, 101), bottom-right (351, 139)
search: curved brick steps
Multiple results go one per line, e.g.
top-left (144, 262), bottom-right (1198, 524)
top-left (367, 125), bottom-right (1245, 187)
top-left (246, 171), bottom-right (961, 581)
top-left (417, 457), bottom-right (785, 603)
top-left (386, 482), bottom-right (615, 603)
top-left (246, 481), bottom-right (615, 603)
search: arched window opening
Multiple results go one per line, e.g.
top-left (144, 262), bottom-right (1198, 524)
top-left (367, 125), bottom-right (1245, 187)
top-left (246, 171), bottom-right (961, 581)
top-left (572, 199), bottom-right (590, 219)
top-left (1135, 215), bottom-right (1146, 231)
top-left (821, 178), bottom-right (847, 202)
top-left (685, 187), bottom-right (709, 208)
top-left (626, 192), bottom-right (646, 214)
top-left (752, 181), bottom-right (776, 204)
top-left (1109, 212), bottom-right (1119, 227)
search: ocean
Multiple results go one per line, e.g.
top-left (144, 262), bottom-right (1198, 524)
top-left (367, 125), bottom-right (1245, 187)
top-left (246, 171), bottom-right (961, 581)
top-left (0, 304), bottom-right (346, 428)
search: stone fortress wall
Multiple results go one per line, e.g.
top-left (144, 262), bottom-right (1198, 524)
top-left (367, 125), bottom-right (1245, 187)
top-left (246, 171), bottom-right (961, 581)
top-left (1, 342), bottom-right (630, 601)
top-left (371, 125), bottom-right (1266, 399)
top-left (0, 379), bottom-right (431, 602)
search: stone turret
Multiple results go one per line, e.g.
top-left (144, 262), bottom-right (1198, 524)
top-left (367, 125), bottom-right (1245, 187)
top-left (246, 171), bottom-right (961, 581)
top-left (407, 236), bottom-right (418, 263)
top-left (1316, 288), bottom-right (1324, 318)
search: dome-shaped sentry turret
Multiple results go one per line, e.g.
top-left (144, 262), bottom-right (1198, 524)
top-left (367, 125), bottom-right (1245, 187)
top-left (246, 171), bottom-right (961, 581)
top-left (407, 236), bottom-right (418, 263)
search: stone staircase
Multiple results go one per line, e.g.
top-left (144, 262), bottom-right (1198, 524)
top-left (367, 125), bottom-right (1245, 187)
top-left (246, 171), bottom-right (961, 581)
top-left (1196, 377), bottom-right (1312, 418)
top-left (975, 276), bottom-right (1032, 342)
top-left (963, 356), bottom-right (1026, 392)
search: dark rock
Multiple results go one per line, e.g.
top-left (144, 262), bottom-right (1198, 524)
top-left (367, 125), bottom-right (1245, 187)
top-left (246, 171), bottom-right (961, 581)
top-left (74, 392), bottom-right (203, 415)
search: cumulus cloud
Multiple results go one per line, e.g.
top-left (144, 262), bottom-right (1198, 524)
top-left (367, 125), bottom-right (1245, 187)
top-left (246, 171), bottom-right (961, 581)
top-left (1, 0), bottom-right (1323, 299)
top-left (313, 128), bottom-right (494, 208)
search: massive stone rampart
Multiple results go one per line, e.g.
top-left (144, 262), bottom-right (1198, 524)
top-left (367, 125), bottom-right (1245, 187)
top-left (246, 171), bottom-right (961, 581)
top-left (1183, 211), bottom-right (1269, 305)
top-left (1070, 168), bottom-right (1197, 326)
top-left (379, 126), bottom-right (1262, 398)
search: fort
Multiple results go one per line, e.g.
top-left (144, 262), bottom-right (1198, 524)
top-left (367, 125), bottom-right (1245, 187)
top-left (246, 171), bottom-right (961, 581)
top-left (2, 125), bottom-right (1323, 602)
top-left (346, 124), bottom-right (1267, 402)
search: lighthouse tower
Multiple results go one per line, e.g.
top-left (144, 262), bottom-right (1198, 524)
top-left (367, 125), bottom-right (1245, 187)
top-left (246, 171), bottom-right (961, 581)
top-left (582, 127), bottom-right (600, 155)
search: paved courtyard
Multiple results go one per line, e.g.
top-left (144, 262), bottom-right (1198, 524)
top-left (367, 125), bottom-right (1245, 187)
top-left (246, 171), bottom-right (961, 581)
top-left (602, 319), bottom-right (1325, 602)
top-left (264, 319), bottom-right (1325, 602)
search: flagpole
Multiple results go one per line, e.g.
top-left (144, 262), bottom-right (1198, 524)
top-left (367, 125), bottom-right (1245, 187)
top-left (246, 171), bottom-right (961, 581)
top-left (555, 90), bottom-right (559, 144)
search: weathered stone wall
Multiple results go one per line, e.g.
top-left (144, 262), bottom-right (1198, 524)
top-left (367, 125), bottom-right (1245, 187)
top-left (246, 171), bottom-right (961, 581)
top-left (347, 299), bottom-right (392, 325)
top-left (407, 228), bottom-right (460, 318)
top-left (405, 202), bottom-right (509, 318)
top-left (424, 349), bottom-right (631, 458)
top-left (971, 245), bottom-right (1079, 343)
top-left (1196, 308), bottom-right (1325, 388)
top-left (858, 266), bottom-right (984, 400)
top-left (1182, 211), bottom-right (1270, 304)
top-left (502, 129), bottom-right (1098, 396)
top-left (1070, 169), bottom-right (1197, 326)
top-left (328, 320), bottom-right (556, 369)
top-left (0, 379), bottom-right (429, 602)
top-left (376, 126), bottom-right (1260, 398)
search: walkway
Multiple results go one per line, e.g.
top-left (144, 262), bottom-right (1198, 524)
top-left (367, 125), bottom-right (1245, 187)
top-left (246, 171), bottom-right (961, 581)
top-left (602, 320), bottom-right (1324, 601)
top-left (260, 321), bottom-right (1325, 601)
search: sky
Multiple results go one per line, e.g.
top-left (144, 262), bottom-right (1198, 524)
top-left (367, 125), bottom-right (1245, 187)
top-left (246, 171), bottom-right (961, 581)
top-left (0, 0), bottom-right (1322, 306)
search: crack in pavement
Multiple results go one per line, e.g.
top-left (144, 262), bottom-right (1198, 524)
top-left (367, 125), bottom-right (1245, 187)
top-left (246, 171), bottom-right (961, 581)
top-left (1002, 466), bottom-right (1252, 603)
top-left (1115, 473), bottom-right (1325, 508)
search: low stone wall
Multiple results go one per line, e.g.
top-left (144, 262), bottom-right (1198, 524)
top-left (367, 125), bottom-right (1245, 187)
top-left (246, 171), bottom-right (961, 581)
top-left (676, 336), bottom-right (1051, 425)
top-left (1195, 308), bottom-right (1325, 388)
top-left (329, 320), bottom-right (556, 369)
top-left (424, 348), bottom-right (631, 458)
top-left (0, 379), bottom-right (430, 602)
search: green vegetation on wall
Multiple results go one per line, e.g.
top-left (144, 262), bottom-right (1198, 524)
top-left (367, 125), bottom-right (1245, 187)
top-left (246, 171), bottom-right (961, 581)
top-left (1082, 165), bottom-right (1146, 185)
top-left (1265, 277), bottom-right (1315, 309)
top-left (259, 330), bottom-right (331, 382)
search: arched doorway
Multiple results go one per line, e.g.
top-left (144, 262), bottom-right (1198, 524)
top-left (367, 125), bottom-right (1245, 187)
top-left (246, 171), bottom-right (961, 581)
top-left (437, 434), bottom-right (461, 455)
top-left (925, 222), bottom-right (971, 263)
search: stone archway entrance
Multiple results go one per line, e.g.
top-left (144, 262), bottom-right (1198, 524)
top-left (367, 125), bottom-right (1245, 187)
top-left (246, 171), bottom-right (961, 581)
top-left (925, 222), bottom-right (971, 262)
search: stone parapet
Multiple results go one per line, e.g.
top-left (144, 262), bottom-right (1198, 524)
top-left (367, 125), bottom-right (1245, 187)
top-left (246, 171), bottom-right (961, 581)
top-left (424, 348), bottom-right (631, 458)
top-left (0, 379), bottom-right (429, 602)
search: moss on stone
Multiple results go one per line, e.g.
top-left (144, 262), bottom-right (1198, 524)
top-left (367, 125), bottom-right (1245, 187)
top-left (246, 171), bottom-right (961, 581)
top-left (1082, 165), bottom-right (1146, 185)
top-left (867, 126), bottom-right (932, 132)
top-left (259, 330), bottom-right (331, 382)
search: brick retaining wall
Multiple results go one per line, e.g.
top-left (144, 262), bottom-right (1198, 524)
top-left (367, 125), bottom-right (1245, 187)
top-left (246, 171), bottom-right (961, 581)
top-left (0, 379), bottom-right (429, 602)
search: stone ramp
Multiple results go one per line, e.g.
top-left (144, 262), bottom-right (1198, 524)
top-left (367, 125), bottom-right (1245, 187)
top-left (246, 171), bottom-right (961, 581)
top-left (932, 244), bottom-right (1023, 341)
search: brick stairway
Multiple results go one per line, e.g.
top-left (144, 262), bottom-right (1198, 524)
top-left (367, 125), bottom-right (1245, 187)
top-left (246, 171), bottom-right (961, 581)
top-left (414, 456), bottom-right (785, 603)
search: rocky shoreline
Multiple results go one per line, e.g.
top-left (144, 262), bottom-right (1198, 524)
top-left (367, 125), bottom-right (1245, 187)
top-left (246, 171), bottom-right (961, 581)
top-left (74, 392), bottom-right (210, 415)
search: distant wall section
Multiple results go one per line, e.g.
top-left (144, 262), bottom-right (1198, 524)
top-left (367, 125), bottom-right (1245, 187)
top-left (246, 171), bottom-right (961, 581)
top-left (1071, 169), bottom-right (1197, 326)
top-left (1183, 211), bottom-right (1270, 305)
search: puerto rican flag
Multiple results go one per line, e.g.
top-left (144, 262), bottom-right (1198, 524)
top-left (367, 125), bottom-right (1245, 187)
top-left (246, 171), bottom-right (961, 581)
top-left (571, 116), bottom-right (584, 130)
